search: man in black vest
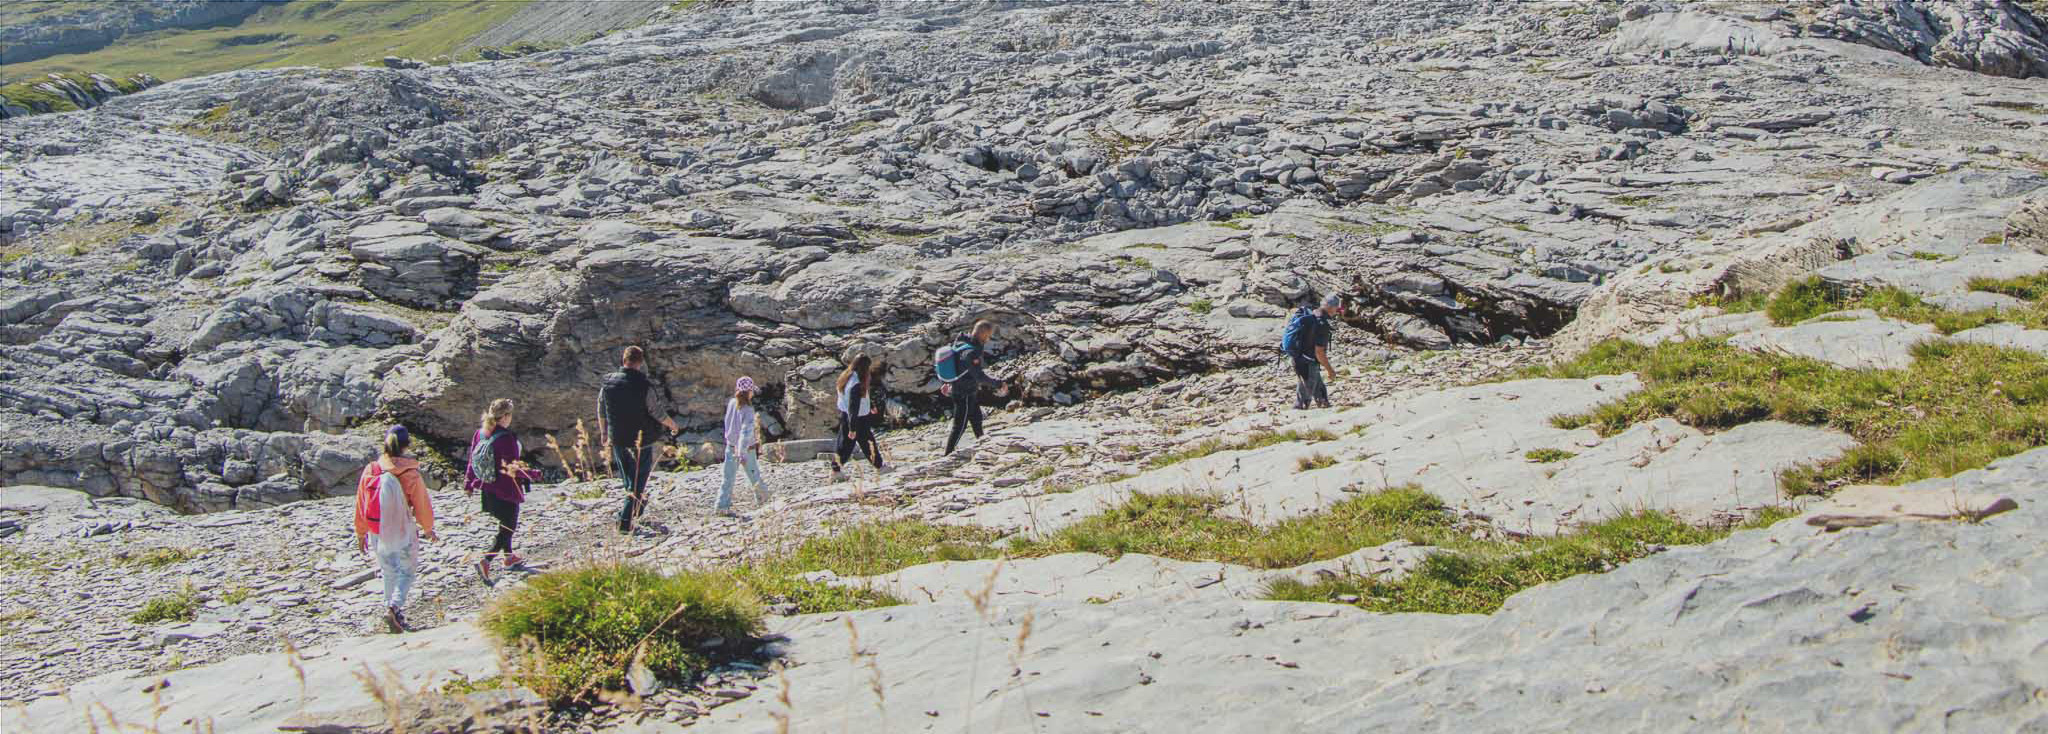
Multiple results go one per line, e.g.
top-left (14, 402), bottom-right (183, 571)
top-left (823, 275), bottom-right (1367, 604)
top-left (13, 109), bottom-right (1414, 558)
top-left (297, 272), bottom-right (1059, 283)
top-left (597, 346), bottom-right (679, 534)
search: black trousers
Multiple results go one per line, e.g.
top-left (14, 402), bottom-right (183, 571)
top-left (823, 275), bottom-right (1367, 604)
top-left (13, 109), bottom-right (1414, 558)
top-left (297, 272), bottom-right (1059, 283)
top-left (481, 491), bottom-right (519, 556)
top-left (835, 412), bottom-right (882, 469)
top-left (612, 444), bottom-right (655, 531)
top-left (945, 390), bottom-right (984, 454)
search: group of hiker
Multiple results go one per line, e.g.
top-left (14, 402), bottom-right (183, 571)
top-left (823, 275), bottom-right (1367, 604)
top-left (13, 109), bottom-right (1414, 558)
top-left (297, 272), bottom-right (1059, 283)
top-left (349, 304), bottom-right (1339, 632)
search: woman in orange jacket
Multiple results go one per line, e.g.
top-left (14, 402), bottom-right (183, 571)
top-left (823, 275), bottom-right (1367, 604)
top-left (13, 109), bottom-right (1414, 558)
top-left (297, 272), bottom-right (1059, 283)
top-left (352, 425), bottom-right (436, 633)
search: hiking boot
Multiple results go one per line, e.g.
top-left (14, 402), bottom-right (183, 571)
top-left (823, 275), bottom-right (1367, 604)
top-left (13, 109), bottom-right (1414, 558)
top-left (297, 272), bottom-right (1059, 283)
top-left (503, 553), bottom-right (527, 570)
top-left (476, 557), bottom-right (494, 586)
top-left (830, 469), bottom-right (846, 483)
top-left (753, 485), bottom-right (770, 505)
top-left (383, 605), bottom-right (403, 634)
top-left (716, 506), bottom-right (738, 518)
top-left (1315, 401), bottom-right (1332, 409)
top-left (393, 608), bottom-right (411, 633)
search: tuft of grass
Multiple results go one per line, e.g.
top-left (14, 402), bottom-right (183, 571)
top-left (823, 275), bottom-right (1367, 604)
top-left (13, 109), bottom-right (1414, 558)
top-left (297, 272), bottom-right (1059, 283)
top-left (131, 585), bottom-right (200, 624)
top-left (1146, 428), bottom-right (1339, 469)
top-left (1908, 251), bottom-right (1952, 261)
top-left (1524, 448), bottom-right (1577, 463)
top-left (1764, 276), bottom-right (1840, 325)
top-left (220, 586), bottom-right (252, 605)
top-left (1610, 195), bottom-right (1653, 207)
top-left (441, 674), bottom-right (510, 696)
top-left (1188, 298), bottom-right (1214, 315)
top-left (1296, 453), bottom-right (1339, 472)
top-left (1970, 274), bottom-right (2048, 301)
top-left (1265, 510), bottom-right (1724, 614)
top-left (1027, 466), bottom-right (1058, 481)
top-left (1534, 337), bottom-right (2048, 495)
top-left (1008, 488), bottom-right (1451, 569)
top-left (482, 563), bottom-right (764, 702)
top-left (124, 547), bottom-right (203, 569)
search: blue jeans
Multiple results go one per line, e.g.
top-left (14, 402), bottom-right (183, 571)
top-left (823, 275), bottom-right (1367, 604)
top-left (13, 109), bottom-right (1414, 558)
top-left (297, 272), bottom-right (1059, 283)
top-left (371, 535), bottom-right (416, 610)
top-left (717, 450), bottom-right (765, 511)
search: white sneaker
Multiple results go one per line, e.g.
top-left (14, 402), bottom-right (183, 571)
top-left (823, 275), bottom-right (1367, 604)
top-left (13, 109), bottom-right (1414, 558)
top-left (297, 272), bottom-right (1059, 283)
top-left (753, 485), bottom-right (770, 504)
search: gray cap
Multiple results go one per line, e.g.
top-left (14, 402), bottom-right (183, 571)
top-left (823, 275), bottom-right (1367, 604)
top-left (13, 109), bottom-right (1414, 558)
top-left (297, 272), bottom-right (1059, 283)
top-left (1322, 293), bottom-right (1344, 310)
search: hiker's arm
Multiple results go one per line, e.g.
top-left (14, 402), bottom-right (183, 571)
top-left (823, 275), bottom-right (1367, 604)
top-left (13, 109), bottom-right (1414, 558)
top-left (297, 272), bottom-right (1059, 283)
top-left (648, 388), bottom-right (678, 433)
top-left (594, 389), bottom-right (608, 441)
top-left (403, 471), bottom-right (436, 540)
top-left (1317, 345), bottom-right (1335, 378)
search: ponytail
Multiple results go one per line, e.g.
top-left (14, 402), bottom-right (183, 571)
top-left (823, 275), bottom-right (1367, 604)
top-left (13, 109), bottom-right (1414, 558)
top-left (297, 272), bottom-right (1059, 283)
top-left (382, 425), bottom-right (411, 458)
top-left (480, 398), bottom-right (515, 436)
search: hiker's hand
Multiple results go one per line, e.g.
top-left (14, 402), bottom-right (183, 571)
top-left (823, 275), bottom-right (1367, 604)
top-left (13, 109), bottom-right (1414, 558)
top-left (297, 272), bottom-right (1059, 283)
top-left (422, 531), bottom-right (438, 543)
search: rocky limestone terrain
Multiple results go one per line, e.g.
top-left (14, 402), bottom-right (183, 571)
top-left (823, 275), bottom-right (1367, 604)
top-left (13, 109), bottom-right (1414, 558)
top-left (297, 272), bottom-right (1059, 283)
top-left (3, 0), bottom-right (2048, 732)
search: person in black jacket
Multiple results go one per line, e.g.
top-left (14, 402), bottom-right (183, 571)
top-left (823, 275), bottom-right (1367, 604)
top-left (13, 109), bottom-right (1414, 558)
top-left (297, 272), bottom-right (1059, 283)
top-left (944, 320), bottom-right (1009, 456)
top-left (597, 346), bottom-right (679, 534)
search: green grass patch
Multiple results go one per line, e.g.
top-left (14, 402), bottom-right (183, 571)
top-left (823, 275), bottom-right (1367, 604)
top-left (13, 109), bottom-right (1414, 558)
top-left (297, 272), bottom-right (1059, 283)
top-left (4, 0), bottom-right (537, 83)
top-left (1126, 242), bottom-right (1168, 250)
top-left (1970, 274), bottom-right (2048, 301)
top-left (1146, 428), bottom-right (1340, 470)
top-left (1008, 488), bottom-right (1451, 569)
top-left (130, 585), bottom-right (200, 625)
top-left (482, 563), bottom-right (763, 703)
top-left (1265, 510), bottom-right (1725, 614)
top-left (1908, 251), bottom-right (1952, 262)
top-left (1757, 276), bottom-right (2048, 334)
top-left (1524, 448), bottom-right (1577, 463)
top-left (1610, 195), bottom-right (1653, 207)
top-left (1534, 337), bottom-right (2048, 494)
top-left (1187, 298), bottom-right (1214, 315)
top-left (726, 521), bottom-right (1004, 614)
top-left (1027, 466), bottom-right (1058, 481)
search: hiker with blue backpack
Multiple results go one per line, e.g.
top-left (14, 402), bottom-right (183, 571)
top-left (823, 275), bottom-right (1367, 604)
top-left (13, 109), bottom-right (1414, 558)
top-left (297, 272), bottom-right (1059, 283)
top-left (832, 355), bottom-right (886, 479)
top-left (1283, 294), bottom-right (1345, 410)
top-left (351, 426), bottom-right (436, 634)
top-left (938, 320), bottom-right (1009, 455)
top-left (465, 398), bottom-right (541, 585)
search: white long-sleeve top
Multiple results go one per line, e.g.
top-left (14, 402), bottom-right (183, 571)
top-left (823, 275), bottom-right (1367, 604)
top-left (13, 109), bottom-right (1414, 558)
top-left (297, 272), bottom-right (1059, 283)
top-left (723, 398), bottom-right (758, 452)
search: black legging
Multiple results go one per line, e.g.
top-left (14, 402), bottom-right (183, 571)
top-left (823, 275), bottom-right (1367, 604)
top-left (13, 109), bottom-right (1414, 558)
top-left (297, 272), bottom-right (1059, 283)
top-left (481, 491), bottom-right (519, 557)
top-left (835, 412), bottom-right (882, 469)
top-left (945, 390), bottom-right (984, 455)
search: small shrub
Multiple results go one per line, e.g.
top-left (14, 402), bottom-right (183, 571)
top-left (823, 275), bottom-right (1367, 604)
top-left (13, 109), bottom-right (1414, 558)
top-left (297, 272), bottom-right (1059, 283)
top-left (221, 586), bottom-right (252, 605)
top-left (1524, 448), bottom-right (1576, 463)
top-left (131, 586), bottom-right (200, 624)
top-left (1188, 298), bottom-right (1214, 315)
top-left (482, 563), bottom-right (764, 702)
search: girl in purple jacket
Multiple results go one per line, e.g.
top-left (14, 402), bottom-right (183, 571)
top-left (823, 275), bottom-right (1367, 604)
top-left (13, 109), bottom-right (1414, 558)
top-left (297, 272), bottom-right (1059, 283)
top-left (466, 398), bottom-right (542, 584)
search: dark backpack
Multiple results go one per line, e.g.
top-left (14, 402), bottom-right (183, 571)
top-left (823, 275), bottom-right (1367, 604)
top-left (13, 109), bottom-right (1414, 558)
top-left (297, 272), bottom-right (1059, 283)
top-left (1281, 307), bottom-right (1314, 355)
top-left (467, 428), bottom-right (509, 484)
